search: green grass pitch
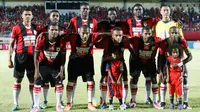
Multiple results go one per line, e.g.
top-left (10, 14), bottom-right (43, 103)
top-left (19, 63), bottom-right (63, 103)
top-left (0, 49), bottom-right (200, 112)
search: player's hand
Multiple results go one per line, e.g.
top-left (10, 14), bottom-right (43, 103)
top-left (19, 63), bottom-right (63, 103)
top-left (117, 80), bottom-right (122, 85)
top-left (57, 71), bottom-right (63, 80)
top-left (8, 60), bottom-right (14, 68)
top-left (166, 77), bottom-right (169, 83)
top-left (34, 70), bottom-right (40, 81)
top-left (171, 63), bottom-right (178, 68)
top-left (59, 31), bottom-right (64, 36)
top-left (112, 81), bottom-right (117, 85)
top-left (179, 77), bottom-right (183, 83)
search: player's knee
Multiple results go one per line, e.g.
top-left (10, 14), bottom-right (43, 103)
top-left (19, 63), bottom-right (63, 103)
top-left (183, 76), bottom-right (188, 85)
top-left (130, 76), bottom-right (139, 84)
top-left (151, 76), bottom-right (157, 84)
top-left (15, 78), bottom-right (23, 83)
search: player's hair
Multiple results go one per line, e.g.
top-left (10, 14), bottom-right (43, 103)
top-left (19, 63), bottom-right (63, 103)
top-left (50, 10), bottom-right (60, 16)
top-left (169, 26), bottom-right (178, 33)
top-left (112, 27), bottom-right (122, 31)
top-left (160, 4), bottom-right (171, 10)
top-left (168, 43), bottom-right (183, 58)
top-left (132, 4), bottom-right (144, 12)
top-left (22, 8), bottom-right (32, 14)
top-left (142, 27), bottom-right (152, 33)
top-left (108, 8), bottom-right (117, 13)
top-left (80, 25), bottom-right (90, 32)
top-left (48, 22), bottom-right (60, 31)
top-left (80, 2), bottom-right (89, 7)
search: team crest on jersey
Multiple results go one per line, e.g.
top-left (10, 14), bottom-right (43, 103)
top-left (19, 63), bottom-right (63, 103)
top-left (34, 30), bottom-right (37, 35)
top-left (90, 23), bottom-right (93, 28)
top-left (144, 45), bottom-right (149, 49)
top-left (151, 46), bottom-right (155, 50)
top-left (56, 47), bottom-right (60, 52)
top-left (143, 21), bottom-right (147, 26)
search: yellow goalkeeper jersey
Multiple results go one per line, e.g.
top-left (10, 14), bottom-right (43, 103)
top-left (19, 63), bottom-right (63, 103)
top-left (155, 20), bottom-right (184, 40)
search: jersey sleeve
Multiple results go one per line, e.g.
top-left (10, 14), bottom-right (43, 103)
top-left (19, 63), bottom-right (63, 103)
top-left (92, 18), bottom-right (98, 33)
top-left (35, 36), bottom-right (44, 51)
top-left (68, 17), bottom-right (76, 33)
top-left (60, 37), bottom-right (67, 54)
top-left (127, 18), bottom-right (133, 37)
top-left (180, 38), bottom-right (191, 55)
top-left (11, 26), bottom-right (18, 39)
top-left (106, 63), bottom-right (111, 72)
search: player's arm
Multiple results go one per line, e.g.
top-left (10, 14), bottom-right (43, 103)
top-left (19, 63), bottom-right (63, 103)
top-left (34, 36), bottom-right (43, 80)
top-left (117, 62), bottom-right (124, 85)
top-left (166, 58), bottom-right (170, 83)
top-left (106, 63), bottom-right (116, 84)
top-left (158, 41), bottom-right (167, 74)
top-left (181, 39), bottom-right (192, 65)
top-left (8, 27), bottom-right (17, 68)
top-left (58, 39), bottom-right (67, 80)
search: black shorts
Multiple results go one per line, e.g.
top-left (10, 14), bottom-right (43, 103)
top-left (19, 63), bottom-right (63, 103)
top-left (13, 53), bottom-right (34, 79)
top-left (129, 55), bottom-right (157, 78)
top-left (101, 57), bottom-right (128, 81)
top-left (35, 65), bottom-right (62, 86)
top-left (68, 55), bottom-right (94, 82)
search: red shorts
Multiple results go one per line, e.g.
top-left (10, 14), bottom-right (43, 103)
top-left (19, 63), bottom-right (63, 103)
top-left (107, 77), bottom-right (123, 99)
top-left (169, 72), bottom-right (183, 96)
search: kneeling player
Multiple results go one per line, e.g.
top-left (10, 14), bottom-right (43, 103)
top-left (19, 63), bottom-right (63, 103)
top-left (129, 27), bottom-right (160, 109)
top-left (166, 44), bottom-right (184, 110)
top-left (31, 23), bottom-right (66, 112)
top-left (106, 49), bottom-right (127, 110)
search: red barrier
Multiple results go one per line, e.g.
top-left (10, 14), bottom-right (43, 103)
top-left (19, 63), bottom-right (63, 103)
top-left (0, 44), bottom-right (3, 50)
top-left (3, 44), bottom-right (9, 50)
top-left (184, 32), bottom-right (200, 41)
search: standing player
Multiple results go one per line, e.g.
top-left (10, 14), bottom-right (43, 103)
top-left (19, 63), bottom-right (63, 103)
top-left (67, 2), bottom-right (97, 104)
top-left (64, 25), bottom-right (97, 111)
top-left (37, 9), bottom-right (65, 109)
top-left (166, 44), bottom-right (184, 110)
top-left (95, 27), bottom-right (133, 109)
top-left (129, 27), bottom-right (160, 109)
top-left (97, 8), bottom-right (132, 107)
top-left (106, 49), bottom-right (126, 110)
top-left (155, 4), bottom-right (184, 108)
top-left (128, 4), bottom-right (160, 104)
top-left (8, 9), bottom-right (37, 111)
top-left (31, 23), bottom-right (66, 112)
top-left (159, 26), bottom-right (192, 109)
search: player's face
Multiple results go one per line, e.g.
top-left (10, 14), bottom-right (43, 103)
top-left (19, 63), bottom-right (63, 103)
top-left (160, 6), bottom-right (170, 18)
top-left (80, 28), bottom-right (90, 42)
top-left (172, 48), bottom-right (179, 58)
top-left (108, 10), bottom-right (117, 22)
top-left (81, 5), bottom-right (90, 17)
top-left (22, 11), bottom-right (33, 22)
top-left (142, 29), bottom-right (152, 43)
top-left (48, 25), bottom-right (59, 40)
top-left (133, 6), bottom-right (143, 17)
top-left (50, 12), bottom-right (60, 23)
top-left (169, 28), bottom-right (179, 39)
top-left (112, 30), bottom-right (123, 43)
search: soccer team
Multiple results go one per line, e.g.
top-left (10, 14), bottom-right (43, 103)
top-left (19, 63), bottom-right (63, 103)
top-left (8, 2), bottom-right (192, 112)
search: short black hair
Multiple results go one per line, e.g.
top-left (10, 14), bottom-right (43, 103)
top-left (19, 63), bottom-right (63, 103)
top-left (48, 22), bottom-right (60, 30)
top-left (112, 27), bottom-right (122, 31)
top-left (80, 2), bottom-right (89, 7)
top-left (50, 10), bottom-right (60, 16)
top-left (22, 8), bottom-right (32, 14)
top-left (169, 26), bottom-right (178, 32)
top-left (132, 4), bottom-right (144, 11)
top-left (142, 27), bottom-right (152, 33)
top-left (168, 43), bottom-right (183, 58)
top-left (160, 4), bottom-right (171, 9)
top-left (108, 8), bottom-right (117, 13)
top-left (80, 25), bottom-right (90, 32)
